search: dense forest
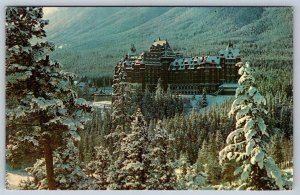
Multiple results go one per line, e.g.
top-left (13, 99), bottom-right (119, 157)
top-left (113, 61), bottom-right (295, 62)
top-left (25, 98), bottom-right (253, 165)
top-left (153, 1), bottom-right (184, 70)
top-left (43, 7), bottom-right (292, 79)
top-left (5, 7), bottom-right (293, 190)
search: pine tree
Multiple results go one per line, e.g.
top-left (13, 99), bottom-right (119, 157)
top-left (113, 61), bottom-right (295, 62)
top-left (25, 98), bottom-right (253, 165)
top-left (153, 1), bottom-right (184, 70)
top-left (147, 120), bottom-right (176, 190)
top-left (111, 63), bottom-right (129, 133)
top-left (219, 62), bottom-right (288, 190)
top-left (196, 140), bottom-right (208, 173)
top-left (281, 135), bottom-right (293, 168)
top-left (53, 137), bottom-right (91, 190)
top-left (108, 63), bottom-right (133, 156)
top-left (6, 7), bottom-right (91, 189)
top-left (269, 134), bottom-right (284, 167)
top-left (86, 146), bottom-right (112, 189)
top-left (108, 108), bottom-right (150, 190)
top-left (221, 160), bottom-right (238, 186)
top-left (154, 78), bottom-right (165, 119)
top-left (214, 130), bottom-right (224, 152)
top-left (155, 78), bottom-right (164, 102)
top-left (20, 137), bottom-right (91, 190)
top-left (141, 86), bottom-right (154, 122)
top-left (175, 154), bottom-right (206, 190)
top-left (200, 88), bottom-right (208, 108)
top-left (205, 133), bottom-right (222, 184)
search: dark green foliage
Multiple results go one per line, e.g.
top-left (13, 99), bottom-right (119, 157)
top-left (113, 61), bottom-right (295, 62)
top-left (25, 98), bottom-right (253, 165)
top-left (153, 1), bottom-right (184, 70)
top-left (164, 99), bottom-right (234, 163)
top-left (147, 120), bottom-right (176, 190)
top-left (196, 131), bottom-right (223, 184)
top-left (108, 108), bottom-right (150, 190)
top-left (141, 82), bottom-right (184, 122)
top-left (78, 107), bottom-right (112, 162)
top-left (221, 160), bottom-right (239, 186)
top-left (43, 7), bottom-right (292, 79)
top-left (269, 134), bottom-right (284, 166)
top-left (268, 134), bottom-right (292, 169)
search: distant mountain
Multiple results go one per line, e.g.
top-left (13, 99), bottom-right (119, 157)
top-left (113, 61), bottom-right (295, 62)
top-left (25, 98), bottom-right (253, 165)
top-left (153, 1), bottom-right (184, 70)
top-left (43, 7), bottom-right (293, 78)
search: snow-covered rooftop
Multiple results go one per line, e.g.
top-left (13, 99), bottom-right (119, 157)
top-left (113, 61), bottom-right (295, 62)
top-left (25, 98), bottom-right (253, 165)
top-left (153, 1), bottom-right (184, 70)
top-left (152, 40), bottom-right (167, 46)
top-left (206, 56), bottom-right (221, 64)
top-left (152, 37), bottom-right (168, 47)
top-left (170, 55), bottom-right (222, 70)
top-left (219, 47), bottom-right (240, 59)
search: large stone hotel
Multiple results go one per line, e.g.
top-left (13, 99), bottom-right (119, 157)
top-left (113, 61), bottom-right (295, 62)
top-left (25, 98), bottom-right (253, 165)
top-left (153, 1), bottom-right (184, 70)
top-left (114, 38), bottom-right (241, 95)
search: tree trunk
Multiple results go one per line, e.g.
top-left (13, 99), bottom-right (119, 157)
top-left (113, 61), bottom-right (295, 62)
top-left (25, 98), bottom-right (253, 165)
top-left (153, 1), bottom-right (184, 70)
top-left (42, 134), bottom-right (56, 190)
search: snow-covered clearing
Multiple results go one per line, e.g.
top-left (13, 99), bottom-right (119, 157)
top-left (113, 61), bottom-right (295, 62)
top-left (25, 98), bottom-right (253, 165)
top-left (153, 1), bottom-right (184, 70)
top-left (180, 95), bottom-right (234, 113)
top-left (6, 168), bottom-right (32, 190)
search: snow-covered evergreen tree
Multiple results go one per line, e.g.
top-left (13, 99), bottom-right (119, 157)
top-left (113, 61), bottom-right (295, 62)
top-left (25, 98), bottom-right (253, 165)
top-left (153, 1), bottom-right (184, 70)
top-left (199, 88), bottom-right (208, 108)
top-left (141, 86), bottom-right (155, 122)
top-left (53, 137), bottom-right (92, 190)
top-left (111, 63), bottom-right (128, 133)
top-left (147, 120), bottom-right (176, 190)
top-left (175, 154), bottom-right (206, 190)
top-left (109, 63), bottom-right (133, 156)
top-left (154, 78), bottom-right (165, 119)
top-left (155, 78), bottom-right (164, 102)
top-left (86, 146), bottom-right (112, 190)
top-left (205, 133), bottom-right (222, 184)
top-left (6, 7), bottom-right (91, 189)
top-left (219, 62), bottom-right (290, 190)
top-left (196, 140), bottom-right (208, 173)
top-left (107, 108), bottom-right (150, 190)
top-left (20, 136), bottom-right (91, 190)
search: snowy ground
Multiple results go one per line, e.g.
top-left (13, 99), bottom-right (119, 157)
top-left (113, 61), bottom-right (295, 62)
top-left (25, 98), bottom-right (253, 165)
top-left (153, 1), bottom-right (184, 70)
top-left (91, 95), bottom-right (233, 113)
top-left (6, 168), bottom-right (32, 190)
top-left (180, 95), bottom-right (234, 113)
top-left (92, 101), bottom-right (111, 109)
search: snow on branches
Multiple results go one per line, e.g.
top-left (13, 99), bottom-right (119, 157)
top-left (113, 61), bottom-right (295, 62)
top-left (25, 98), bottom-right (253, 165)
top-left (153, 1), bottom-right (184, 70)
top-left (219, 62), bottom-right (290, 190)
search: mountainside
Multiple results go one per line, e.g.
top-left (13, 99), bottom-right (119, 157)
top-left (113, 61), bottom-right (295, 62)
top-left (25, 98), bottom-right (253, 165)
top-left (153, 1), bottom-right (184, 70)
top-left (43, 7), bottom-right (293, 78)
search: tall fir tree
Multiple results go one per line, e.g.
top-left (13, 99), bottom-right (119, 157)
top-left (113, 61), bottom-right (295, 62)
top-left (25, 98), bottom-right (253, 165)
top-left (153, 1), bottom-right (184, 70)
top-left (196, 140), bottom-right (208, 173)
top-left (269, 134), bottom-right (284, 167)
top-left (205, 132), bottom-right (223, 184)
top-left (141, 86), bottom-right (155, 122)
top-left (86, 146), bottom-right (112, 189)
top-left (111, 63), bottom-right (128, 133)
top-left (200, 88), bottom-right (208, 108)
top-left (154, 78), bottom-right (165, 119)
top-left (6, 7), bottom-right (91, 189)
top-left (147, 120), bottom-right (176, 189)
top-left (219, 62), bottom-right (290, 190)
top-left (107, 108), bottom-right (150, 190)
top-left (109, 63), bottom-right (132, 156)
top-left (155, 78), bottom-right (164, 102)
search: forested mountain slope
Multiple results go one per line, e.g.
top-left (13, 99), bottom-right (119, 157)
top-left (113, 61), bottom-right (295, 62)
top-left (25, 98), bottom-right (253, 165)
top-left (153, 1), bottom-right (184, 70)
top-left (44, 7), bottom-right (293, 78)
